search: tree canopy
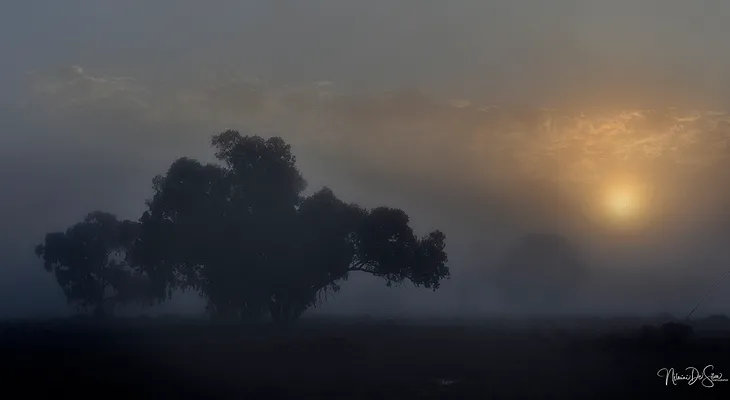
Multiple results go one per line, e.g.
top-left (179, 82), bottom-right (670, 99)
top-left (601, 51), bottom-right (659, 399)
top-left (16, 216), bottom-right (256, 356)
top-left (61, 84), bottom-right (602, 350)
top-left (34, 211), bottom-right (151, 317)
top-left (36, 130), bottom-right (449, 321)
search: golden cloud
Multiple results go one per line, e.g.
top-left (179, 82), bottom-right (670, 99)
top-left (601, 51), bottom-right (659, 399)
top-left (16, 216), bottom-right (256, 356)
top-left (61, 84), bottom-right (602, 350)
top-left (22, 67), bottom-right (730, 221)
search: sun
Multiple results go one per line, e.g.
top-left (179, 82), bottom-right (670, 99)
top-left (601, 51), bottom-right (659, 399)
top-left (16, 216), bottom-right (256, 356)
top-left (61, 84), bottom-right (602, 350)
top-left (605, 185), bottom-right (639, 220)
top-left (582, 174), bottom-right (655, 233)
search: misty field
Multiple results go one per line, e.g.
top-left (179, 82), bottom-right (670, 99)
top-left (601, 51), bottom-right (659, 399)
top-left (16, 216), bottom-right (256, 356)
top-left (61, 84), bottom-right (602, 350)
top-left (2, 316), bottom-right (729, 398)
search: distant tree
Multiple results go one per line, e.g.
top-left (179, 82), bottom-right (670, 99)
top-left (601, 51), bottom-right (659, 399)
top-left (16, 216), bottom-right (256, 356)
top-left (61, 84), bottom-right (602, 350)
top-left (128, 130), bottom-right (449, 322)
top-left (494, 233), bottom-right (587, 311)
top-left (34, 211), bottom-right (152, 317)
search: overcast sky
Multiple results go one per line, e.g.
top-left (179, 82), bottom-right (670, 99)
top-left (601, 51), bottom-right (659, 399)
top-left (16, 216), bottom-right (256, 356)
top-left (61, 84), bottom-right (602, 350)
top-left (3, 0), bottom-right (730, 318)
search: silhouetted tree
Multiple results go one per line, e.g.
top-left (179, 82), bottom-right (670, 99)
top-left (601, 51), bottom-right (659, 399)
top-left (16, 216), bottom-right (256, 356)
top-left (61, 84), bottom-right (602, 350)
top-left (34, 211), bottom-right (151, 317)
top-left (268, 187), bottom-right (449, 321)
top-left (494, 233), bottom-right (587, 311)
top-left (128, 130), bottom-right (449, 321)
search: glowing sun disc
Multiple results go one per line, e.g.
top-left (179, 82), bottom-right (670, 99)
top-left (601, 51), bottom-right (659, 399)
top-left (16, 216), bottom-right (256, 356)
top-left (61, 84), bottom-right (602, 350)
top-left (605, 185), bottom-right (640, 219)
top-left (581, 174), bottom-right (655, 233)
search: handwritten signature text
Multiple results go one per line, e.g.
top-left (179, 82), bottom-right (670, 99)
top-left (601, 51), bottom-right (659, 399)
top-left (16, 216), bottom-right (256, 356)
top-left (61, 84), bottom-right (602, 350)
top-left (657, 365), bottom-right (729, 388)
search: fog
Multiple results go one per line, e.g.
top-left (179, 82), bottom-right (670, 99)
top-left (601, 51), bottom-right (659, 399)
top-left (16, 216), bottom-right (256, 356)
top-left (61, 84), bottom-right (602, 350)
top-left (3, 0), bottom-right (730, 318)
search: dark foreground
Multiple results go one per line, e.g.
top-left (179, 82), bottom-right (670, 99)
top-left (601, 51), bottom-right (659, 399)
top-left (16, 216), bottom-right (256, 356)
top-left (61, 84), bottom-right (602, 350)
top-left (2, 316), bottom-right (730, 399)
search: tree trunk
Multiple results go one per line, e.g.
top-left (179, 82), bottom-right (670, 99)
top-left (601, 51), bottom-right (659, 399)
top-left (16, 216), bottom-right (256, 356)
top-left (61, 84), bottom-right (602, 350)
top-left (92, 304), bottom-right (106, 319)
top-left (269, 300), bottom-right (303, 325)
top-left (209, 302), bottom-right (237, 322)
top-left (241, 303), bottom-right (266, 324)
top-left (269, 307), bottom-right (280, 322)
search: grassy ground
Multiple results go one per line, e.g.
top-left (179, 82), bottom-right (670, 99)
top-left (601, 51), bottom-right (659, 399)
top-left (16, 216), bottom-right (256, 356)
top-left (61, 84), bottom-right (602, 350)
top-left (2, 316), bottom-right (729, 398)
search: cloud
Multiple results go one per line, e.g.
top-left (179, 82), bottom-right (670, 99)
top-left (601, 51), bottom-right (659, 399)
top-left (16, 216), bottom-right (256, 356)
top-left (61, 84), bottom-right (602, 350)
top-left (24, 67), bottom-right (730, 171)
top-left (19, 67), bottom-right (730, 242)
top-left (19, 66), bottom-right (730, 232)
top-left (25, 66), bottom-right (148, 112)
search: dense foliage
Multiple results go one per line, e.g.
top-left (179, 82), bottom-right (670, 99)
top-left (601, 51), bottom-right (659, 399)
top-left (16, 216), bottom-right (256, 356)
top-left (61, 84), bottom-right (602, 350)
top-left (35, 131), bottom-right (449, 321)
